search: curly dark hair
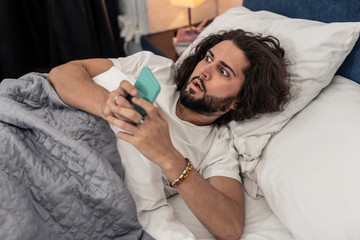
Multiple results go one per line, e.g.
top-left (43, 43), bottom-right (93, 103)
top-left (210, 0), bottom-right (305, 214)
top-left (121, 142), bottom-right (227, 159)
top-left (175, 29), bottom-right (291, 126)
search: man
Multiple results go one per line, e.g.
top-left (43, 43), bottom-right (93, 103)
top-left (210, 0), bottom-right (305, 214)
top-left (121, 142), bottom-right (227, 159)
top-left (47, 29), bottom-right (290, 240)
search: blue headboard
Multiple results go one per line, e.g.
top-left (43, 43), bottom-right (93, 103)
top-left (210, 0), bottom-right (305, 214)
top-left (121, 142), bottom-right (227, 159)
top-left (243, 0), bottom-right (360, 84)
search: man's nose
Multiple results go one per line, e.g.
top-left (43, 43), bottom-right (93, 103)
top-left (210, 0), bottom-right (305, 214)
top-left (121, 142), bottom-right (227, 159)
top-left (200, 72), bottom-right (208, 81)
top-left (200, 65), bottom-right (211, 81)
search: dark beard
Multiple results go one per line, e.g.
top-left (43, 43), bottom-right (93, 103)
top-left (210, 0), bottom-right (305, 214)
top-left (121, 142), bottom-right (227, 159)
top-left (179, 76), bottom-right (238, 115)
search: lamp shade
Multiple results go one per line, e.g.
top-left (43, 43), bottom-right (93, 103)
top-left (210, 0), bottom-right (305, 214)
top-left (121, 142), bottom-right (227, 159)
top-left (170, 0), bottom-right (206, 8)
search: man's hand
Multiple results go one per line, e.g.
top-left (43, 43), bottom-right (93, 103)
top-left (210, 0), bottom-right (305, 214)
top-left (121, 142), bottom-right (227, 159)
top-left (107, 95), bottom-right (178, 167)
top-left (103, 80), bottom-right (144, 125)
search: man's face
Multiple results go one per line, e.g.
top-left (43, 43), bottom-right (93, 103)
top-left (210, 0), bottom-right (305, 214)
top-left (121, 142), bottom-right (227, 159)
top-left (180, 40), bottom-right (249, 115)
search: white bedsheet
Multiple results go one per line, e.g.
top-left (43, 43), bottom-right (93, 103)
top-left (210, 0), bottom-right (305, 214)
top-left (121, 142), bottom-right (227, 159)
top-left (168, 178), bottom-right (294, 240)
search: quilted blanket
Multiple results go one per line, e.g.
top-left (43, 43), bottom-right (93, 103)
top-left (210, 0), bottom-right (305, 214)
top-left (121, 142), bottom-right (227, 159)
top-left (0, 73), bottom-right (154, 240)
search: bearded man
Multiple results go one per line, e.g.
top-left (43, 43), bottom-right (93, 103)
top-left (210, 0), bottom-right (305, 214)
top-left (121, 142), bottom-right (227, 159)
top-left (47, 29), bottom-right (290, 240)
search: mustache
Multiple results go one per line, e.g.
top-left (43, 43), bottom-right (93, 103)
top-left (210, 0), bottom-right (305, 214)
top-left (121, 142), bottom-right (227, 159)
top-left (190, 76), bottom-right (207, 93)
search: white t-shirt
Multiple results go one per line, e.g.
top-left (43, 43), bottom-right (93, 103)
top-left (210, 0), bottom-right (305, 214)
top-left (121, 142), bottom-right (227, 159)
top-left (93, 51), bottom-right (241, 240)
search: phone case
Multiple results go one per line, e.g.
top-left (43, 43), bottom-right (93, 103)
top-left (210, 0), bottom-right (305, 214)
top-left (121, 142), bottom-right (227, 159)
top-left (128, 66), bottom-right (161, 116)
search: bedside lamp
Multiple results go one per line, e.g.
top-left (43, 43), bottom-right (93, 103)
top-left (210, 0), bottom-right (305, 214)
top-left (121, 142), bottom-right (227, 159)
top-left (170, 0), bottom-right (207, 30)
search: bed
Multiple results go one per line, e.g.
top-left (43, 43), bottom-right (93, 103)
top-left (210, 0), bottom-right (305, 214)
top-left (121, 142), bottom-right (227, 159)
top-left (0, 0), bottom-right (359, 239)
top-left (173, 0), bottom-right (360, 239)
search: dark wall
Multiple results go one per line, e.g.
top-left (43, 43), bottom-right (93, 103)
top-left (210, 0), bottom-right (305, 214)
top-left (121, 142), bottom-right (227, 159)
top-left (0, 0), bottom-right (125, 81)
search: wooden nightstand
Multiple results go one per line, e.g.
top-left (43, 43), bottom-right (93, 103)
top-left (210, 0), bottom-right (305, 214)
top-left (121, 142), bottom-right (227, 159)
top-left (140, 29), bottom-right (180, 62)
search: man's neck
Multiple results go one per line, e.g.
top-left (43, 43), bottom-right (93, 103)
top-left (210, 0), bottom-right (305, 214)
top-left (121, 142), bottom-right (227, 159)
top-left (175, 100), bottom-right (220, 126)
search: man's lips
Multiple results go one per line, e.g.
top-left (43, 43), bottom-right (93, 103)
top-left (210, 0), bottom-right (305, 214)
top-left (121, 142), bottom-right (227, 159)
top-left (190, 77), bottom-right (205, 92)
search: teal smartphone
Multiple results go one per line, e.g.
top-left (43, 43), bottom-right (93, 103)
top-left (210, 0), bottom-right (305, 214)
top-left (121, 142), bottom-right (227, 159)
top-left (128, 66), bottom-right (161, 116)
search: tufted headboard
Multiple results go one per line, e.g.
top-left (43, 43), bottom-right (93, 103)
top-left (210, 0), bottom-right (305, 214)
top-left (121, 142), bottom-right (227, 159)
top-left (243, 0), bottom-right (360, 84)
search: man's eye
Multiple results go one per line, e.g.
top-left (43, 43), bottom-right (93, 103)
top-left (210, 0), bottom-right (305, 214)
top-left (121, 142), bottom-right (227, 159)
top-left (205, 56), bottom-right (212, 62)
top-left (220, 68), bottom-right (229, 77)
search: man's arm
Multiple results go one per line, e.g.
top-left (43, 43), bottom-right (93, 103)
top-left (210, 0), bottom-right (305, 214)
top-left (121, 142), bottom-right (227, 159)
top-left (108, 97), bottom-right (245, 240)
top-left (158, 146), bottom-right (245, 240)
top-left (178, 171), bottom-right (245, 240)
top-left (47, 59), bottom-right (113, 119)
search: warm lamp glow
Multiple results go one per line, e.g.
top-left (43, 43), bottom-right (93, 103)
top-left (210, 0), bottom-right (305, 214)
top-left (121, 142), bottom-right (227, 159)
top-left (170, 0), bottom-right (206, 8)
top-left (170, 0), bottom-right (207, 29)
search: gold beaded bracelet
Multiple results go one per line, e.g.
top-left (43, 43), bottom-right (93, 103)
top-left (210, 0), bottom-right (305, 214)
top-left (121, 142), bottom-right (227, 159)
top-left (168, 158), bottom-right (193, 188)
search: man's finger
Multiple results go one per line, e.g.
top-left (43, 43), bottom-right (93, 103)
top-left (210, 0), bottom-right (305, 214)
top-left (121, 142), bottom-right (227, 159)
top-left (120, 80), bottom-right (138, 97)
top-left (131, 97), bottom-right (157, 118)
top-left (156, 107), bottom-right (167, 122)
top-left (110, 92), bottom-right (133, 109)
top-left (112, 106), bottom-right (143, 125)
top-left (107, 115), bottom-right (138, 134)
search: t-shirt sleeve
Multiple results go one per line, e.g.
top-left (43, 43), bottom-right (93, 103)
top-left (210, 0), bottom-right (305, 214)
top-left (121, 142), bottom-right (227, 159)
top-left (92, 66), bottom-right (135, 92)
top-left (93, 51), bottom-right (176, 92)
top-left (109, 51), bottom-right (176, 86)
top-left (199, 126), bottom-right (242, 183)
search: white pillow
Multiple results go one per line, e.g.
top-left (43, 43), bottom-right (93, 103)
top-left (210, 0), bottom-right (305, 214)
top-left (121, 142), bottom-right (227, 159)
top-left (255, 75), bottom-right (360, 240)
top-left (177, 6), bottom-right (360, 197)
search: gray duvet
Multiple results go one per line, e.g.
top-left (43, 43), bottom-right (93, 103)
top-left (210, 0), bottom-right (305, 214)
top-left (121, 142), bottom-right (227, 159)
top-left (0, 73), bottom-right (154, 240)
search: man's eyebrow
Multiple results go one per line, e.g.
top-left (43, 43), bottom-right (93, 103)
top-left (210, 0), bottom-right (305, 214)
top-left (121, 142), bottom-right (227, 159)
top-left (208, 50), bottom-right (236, 77)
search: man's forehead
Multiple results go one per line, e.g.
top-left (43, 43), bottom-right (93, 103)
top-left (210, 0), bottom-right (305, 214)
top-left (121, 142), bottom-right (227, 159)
top-left (210, 40), bottom-right (240, 54)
